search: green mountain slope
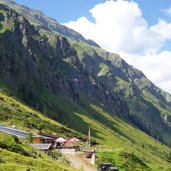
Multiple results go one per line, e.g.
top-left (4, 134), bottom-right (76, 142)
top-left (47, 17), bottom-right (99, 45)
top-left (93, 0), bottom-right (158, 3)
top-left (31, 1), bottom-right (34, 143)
top-left (2, 0), bottom-right (171, 145)
top-left (0, 89), bottom-right (78, 171)
top-left (0, 71), bottom-right (171, 170)
top-left (70, 40), bottom-right (171, 144)
top-left (0, 134), bottom-right (76, 171)
top-left (0, 2), bottom-right (171, 170)
top-left (1, 0), bottom-right (171, 145)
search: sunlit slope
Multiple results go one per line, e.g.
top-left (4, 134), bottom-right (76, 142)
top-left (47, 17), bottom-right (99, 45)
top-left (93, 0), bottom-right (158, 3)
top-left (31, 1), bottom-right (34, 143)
top-left (0, 71), bottom-right (171, 170)
top-left (70, 40), bottom-right (171, 144)
top-left (0, 134), bottom-right (76, 171)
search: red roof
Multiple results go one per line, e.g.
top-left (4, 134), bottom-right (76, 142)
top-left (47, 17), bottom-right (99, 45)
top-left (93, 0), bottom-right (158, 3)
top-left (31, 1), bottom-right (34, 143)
top-left (66, 137), bottom-right (82, 143)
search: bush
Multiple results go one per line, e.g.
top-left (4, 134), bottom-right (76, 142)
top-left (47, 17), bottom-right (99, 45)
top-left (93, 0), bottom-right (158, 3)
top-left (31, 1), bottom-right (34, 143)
top-left (28, 132), bottom-right (33, 143)
top-left (0, 96), bottom-right (4, 101)
top-left (0, 134), bottom-right (31, 157)
top-left (47, 151), bottom-right (69, 164)
top-left (12, 136), bottom-right (20, 144)
top-left (0, 158), bottom-right (5, 163)
top-left (47, 151), bottom-right (62, 160)
top-left (167, 151), bottom-right (171, 161)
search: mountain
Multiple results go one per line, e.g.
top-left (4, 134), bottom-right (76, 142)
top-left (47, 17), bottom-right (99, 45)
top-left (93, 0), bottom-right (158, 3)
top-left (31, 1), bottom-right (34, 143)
top-left (1, 0), bottom-right (171, 144)
top-left (0, 2), bottom-right (171, 170)
top-left (1, 78), bottom-right (171, 171)
top-left (71, 42), bottom-right (171, 142)
top-left (0, 0), bottom-right (100, 47)
top-left (0, 89), bottom-right (78, 171)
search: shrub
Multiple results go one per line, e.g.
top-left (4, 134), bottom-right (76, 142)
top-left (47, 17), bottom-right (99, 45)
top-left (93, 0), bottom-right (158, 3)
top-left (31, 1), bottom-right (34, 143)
top-left (28, 132), bottom-right (33, 143)
top-left (47, 151), bottom-right (62, 160)
top-left (12, 135), bottom-right (20, 144)
top-left (167, 151), bottom-right (171, 161)
top-left (0, 158), bottom-right (5, 163)
top-left (0, 96), bottom-right (4, 101)
top-left (0, 134), bottom-right (31, 157)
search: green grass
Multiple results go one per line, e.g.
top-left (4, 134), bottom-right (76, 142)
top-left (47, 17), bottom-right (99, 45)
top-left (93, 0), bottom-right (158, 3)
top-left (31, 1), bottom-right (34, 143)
top-left (96, 151), bottom-right (150, 171)
top-left (0, 9), bottom-right (14, 34)
top-left (0, 134), bottom-right (76, 171)
top-left (0, 88), bottom-right (75, 137)
top-left (27, 88), bottom-right (171, 170)
top-left (96, 151), bottom-right (171, 171)
top-left (69, 40), bottom-right (97, 62)
top-left (0, 149), bottom-right (76, 171)
top-left (78, 98), bottom-right (171, 170)
top-left (98, 63), bottom-right (110, 77)
top-left (1, 84), bottom-right (171, 170)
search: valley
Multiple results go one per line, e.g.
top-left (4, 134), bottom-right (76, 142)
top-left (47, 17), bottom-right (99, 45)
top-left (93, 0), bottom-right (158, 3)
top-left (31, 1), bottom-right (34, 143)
top-left (0, 1), bottom-right (171, 170)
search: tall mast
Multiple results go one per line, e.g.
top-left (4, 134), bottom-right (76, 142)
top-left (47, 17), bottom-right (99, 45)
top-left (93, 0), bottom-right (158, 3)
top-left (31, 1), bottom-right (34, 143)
top-left (88, 126), bottom-right (91, 147)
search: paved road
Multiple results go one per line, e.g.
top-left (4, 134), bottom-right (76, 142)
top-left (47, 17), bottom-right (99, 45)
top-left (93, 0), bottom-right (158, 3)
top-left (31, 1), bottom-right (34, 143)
top-left (0, 125), bottom-right (28, 138)
top-left (60, 149), bottom-right (97, 171)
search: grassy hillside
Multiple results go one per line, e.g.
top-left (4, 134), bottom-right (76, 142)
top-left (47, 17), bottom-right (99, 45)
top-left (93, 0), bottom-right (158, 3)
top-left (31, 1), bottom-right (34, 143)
top-left (1, 1), bottom-right (171, 145)
top-left (70, 39), bottom-right (171, 145)
top-left (0, 87), bottom-right (80, 138)
top-left (0, 134), bottom-right (76, 171)
top-left (1, 87), bottom-right (171, 170)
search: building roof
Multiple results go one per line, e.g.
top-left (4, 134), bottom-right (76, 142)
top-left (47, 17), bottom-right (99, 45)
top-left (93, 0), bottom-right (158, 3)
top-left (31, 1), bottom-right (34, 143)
top-left (0, 125), bottom-right (28, 138)
top-left (39, 132), bottom-right (59, 139)
top-left (32, 134), bottom-right (54, 140)
top-left (30, 143), bottom-right (52, 150)
top-left (0, 125), bottom-right (54, 140)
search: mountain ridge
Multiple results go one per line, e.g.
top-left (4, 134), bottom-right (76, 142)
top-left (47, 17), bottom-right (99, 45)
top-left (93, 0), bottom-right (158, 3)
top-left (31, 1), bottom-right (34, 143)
top-left (0, 0), bottom-right (100, 47)
top-left (0, 1), bottom-right (171, 145)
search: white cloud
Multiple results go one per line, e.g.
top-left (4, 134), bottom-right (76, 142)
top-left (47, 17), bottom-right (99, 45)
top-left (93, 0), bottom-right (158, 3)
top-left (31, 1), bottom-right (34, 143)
top-left (120, 51), bottom-right (171, 93)
top-left (65, 0), bottom-right (166, 55)
top-left (64, 0), bottom-right (171, 94)
top-left (150, 19), bottom-right (171, 40)
top-left (161, 6), bottom-right (171, 16)
top-left (64, 17), bottom-right (96, 41)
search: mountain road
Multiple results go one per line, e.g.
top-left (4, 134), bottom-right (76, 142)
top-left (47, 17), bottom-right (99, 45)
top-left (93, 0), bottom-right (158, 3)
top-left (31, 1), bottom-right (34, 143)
top-left (60, 149), bottom-right (97, 171)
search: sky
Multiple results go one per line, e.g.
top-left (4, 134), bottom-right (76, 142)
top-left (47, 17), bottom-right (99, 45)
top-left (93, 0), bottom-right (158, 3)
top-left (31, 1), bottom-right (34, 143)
top-left (14, 0), bottom-right (171, 94)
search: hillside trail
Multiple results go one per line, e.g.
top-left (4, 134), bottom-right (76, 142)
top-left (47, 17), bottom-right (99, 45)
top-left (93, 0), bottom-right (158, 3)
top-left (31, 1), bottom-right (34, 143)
top-left (60, 149), bottom-right (97, 171)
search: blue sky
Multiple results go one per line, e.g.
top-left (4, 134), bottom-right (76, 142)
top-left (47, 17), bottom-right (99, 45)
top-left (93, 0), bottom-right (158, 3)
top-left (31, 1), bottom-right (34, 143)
top-left (15, 0), bottom-right (106, 23)
top-left (14, 0), bottom-right (171, 94)
top-left (15, 0), bottom-right (171, 24)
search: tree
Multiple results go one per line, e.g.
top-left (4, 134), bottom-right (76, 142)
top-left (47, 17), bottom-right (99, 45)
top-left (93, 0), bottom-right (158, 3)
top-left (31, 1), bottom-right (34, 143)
top-left (28, 132), bottom-right (33, 143)
top-left (168, 151), bottom-right (171, 161)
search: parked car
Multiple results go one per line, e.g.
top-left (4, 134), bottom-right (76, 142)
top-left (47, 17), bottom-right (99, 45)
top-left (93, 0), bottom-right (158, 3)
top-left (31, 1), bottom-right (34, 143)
top-left (85, 150), bottom-right (94, 158)
top-left (106, 167), bottom-right (119, 171)
top-left (97, 163), bottom-right (112, 171)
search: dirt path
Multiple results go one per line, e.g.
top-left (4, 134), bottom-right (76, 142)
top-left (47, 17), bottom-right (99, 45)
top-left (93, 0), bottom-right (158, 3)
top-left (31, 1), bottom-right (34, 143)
top-left (60, 149), bottom-right (97, 171)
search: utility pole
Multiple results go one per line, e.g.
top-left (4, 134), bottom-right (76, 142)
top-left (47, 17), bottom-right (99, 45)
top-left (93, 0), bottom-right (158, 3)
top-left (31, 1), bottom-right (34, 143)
top-left (88, 126), bottom-right (91, 147)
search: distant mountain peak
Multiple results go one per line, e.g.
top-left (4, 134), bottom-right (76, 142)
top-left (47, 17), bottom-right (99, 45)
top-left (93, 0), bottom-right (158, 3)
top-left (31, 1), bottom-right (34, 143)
top-left (0, 0), bottom-right (100, 48)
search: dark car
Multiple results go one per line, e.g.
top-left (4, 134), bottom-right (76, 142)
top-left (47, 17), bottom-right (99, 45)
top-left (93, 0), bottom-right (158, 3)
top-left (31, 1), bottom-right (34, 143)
top-left (85, 150), bottom-right (94, 158)
top-left (97, 163), bottom-right (112, 171)
top-left (106, 167), bottom-right (119, 171)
